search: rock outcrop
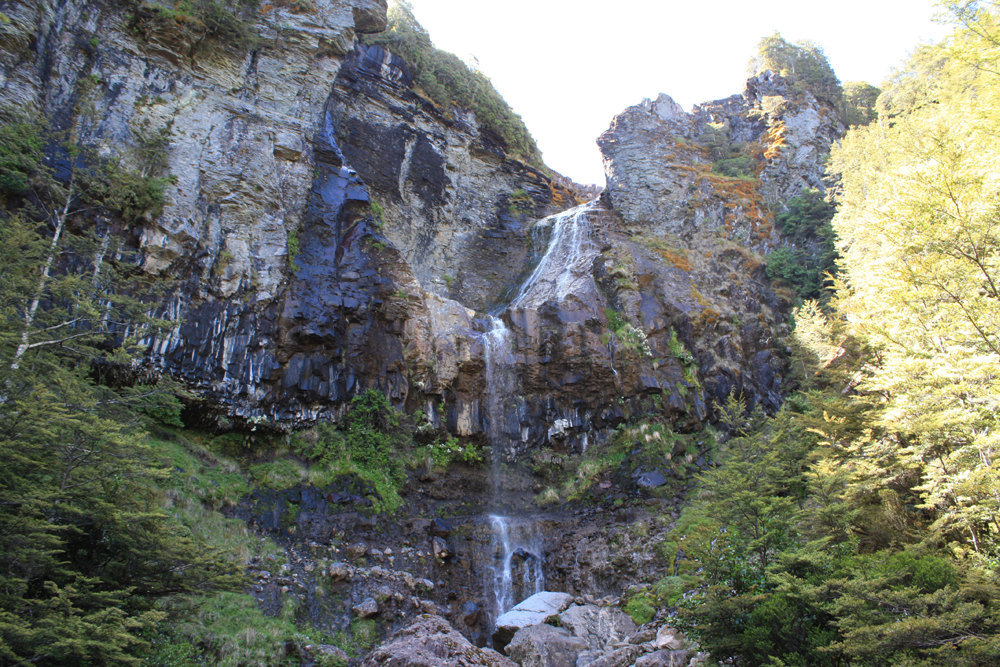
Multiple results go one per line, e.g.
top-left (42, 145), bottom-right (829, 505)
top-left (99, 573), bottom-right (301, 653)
top-left (505, 624), bottom-right (589, 667)
top-left (0, 0), bottom-right (842, 443)
top-left (362, 614), bottom-right (516, 667)
top-left (493, 591), bottom-right (575, 651)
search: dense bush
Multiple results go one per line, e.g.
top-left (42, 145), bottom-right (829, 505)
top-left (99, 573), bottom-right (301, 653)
top-left (766, 188), bottom-right (838, 304)
top-left (366, 1), bottom-right (543, 166)
top-left (292, 389), bottom-right (409, 511)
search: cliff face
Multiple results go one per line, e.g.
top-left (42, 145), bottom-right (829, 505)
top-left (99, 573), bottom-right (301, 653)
top-left (0, 0), bottom-right (841, 447)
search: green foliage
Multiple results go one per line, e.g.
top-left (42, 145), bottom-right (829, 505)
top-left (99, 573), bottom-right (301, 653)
top-left (766, 189), bottom-right (838, 305)
top-left (366, 2), bottom-right (543, 165)
top-left (622, 594), bottom-right (655, 625)
top-left (711, 155), bottom-right (755, 179)
top-left (0, 126), bottom-right (240, 664)
top-left (841, 80), bottom-right (881, 126)
top-left (678, 13), bottom-right (1000, 659)
top-left (828, 1), bottom-right (1000, 562)
top-left (370, 198), bottom-right (384, 226)
top-left (0, 122), bottom-right (43, 195)
top-left (151, 593), bottom-right (321, 667)
top-left (508, 188), bottom-right (533, 215)
top-left (604, 307), bottom-right (652, 359)
top-left (414, 435), bottom-right (482, 471)
top-left (165, 0), bottom-right (260, 50)
top-left (701, 124), bottom-right (756, 178)
top-left (749, 32), bottom-right (843, 108)
top-left (291, 390), bottom-right (410, 512)
top-left (350, 618), bottom-right (379, 650)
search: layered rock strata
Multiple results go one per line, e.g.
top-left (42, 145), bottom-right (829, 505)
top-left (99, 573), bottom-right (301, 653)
top-left (2, 1), bottom-right (842, 444)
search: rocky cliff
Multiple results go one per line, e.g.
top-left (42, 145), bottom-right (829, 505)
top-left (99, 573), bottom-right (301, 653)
top-left (0, 1), bottom-right (850, 661)
top-left (0, 0), bottom-right (840, 445)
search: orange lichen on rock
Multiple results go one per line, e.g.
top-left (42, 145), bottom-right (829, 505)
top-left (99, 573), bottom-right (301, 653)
top-left (763, 123), bottom-right (788, 162)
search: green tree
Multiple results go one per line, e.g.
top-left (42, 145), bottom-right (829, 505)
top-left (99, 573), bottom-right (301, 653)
top-left (748, 33), bottom-right (843, 108)
top-left (0, 125), bottom-right (240, 665)
top-left (767, 189), bottom-right (839, 305)
top-left (829, 8), bottom-right (1000, 559)
top-left (841, 81), bottom-right (881, 126)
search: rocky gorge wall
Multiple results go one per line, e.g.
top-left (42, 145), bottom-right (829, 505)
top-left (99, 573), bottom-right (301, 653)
top-left (0, 0), bottom-right (841, 450)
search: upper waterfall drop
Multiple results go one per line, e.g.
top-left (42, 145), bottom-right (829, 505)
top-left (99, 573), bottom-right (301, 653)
top-left (509, 202), bottom-right (601, 310)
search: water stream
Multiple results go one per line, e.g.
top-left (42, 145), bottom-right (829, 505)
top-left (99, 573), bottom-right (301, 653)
top-left (480, 202), bottom-right (598, 635)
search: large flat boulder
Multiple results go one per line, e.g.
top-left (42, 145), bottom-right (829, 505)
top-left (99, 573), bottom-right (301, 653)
top-left (363, 614), bottom-right (515, 667)
top-left (505, 624), bottom-right (588, 667)
top-left (492, 591), bottom-right (575, 651)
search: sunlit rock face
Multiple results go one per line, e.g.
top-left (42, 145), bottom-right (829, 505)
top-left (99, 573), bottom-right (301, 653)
top-left (0, 1), bottom-right (839, 438)
top-left (592, 74), bottom-right (844, 426)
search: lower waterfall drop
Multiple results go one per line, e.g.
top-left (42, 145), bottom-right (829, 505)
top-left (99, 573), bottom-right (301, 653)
top-left (488, 515), bottom-right (545, 623)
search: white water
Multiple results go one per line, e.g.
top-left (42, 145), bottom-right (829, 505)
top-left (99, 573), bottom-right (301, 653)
top-left (510, 203), bottom-right (598, 309)
top-left (481, 202), bottom-right (598, 632)
top-left (488, 515), bottom-right (545, 622)
top-left (483, 316), bottom-right (516, 474)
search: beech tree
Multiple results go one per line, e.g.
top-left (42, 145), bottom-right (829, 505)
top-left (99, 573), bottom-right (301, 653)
top-left (828, 9), bottom-right (1000, 558)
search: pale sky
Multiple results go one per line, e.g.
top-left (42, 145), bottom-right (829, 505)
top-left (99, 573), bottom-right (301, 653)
top-left (403, 0), bottom-right (952, 185)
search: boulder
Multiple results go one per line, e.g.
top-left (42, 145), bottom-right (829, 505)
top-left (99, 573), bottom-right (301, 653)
top-left (429, 518), bottom-right (452, 537)
top-left (352, 597), bottom-right (379, 618)
top-left (313, 644), bottom-right (351, 665)
top-left (580, 645), bottom-right (643, 667)
top-left (362, 614), bottom-right (515, 667)
top-left (556, 604), bottom-right (637, 652)
top-left (346, 542), bottom-right (369, 560)
top-left (655, 627), bottom-right (687, 651)
top-left (329, 562), bottom-right (350, 581)
top-left (432, 536), bottom-right (451, 560)
top-left (634, 650), bottom-right (689, 667)
top-left (505, 624), bottom-right (588, 667)
top-left (636, 471), bottom-right (667, 489)
top-left (627, 629), bottom-right (657, 644)
top-left (492, 592), bottom-right (575, 652)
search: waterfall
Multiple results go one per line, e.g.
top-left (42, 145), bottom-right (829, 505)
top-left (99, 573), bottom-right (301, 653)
top-left (510, 204), bottom-right (597, 309)
top-left (479, 202), bottom-right (598, 638)
top-left (488, 515), bottom-right (545, 621)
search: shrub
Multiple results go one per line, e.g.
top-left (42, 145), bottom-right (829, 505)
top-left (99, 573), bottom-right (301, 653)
top-left (767, 188), bottom-right (839, 304)
top-left (292, 390), bottom-right (410, 512)
top-left (174, 0), bottom-right (259, 49)
top-left (287, 227), bottom-right (300, 271)
top-left (366, 2), bottom-right (542, 166)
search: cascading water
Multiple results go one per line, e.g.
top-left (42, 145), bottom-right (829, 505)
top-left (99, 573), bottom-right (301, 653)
top-left (510, 204), bottom-right (596, 309)
top-left (488, 515), bottom-right (545, 620)
top-left (480, 202), bottom-right (599, 637)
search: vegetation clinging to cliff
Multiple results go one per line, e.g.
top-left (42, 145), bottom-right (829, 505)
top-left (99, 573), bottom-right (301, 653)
top-left (366, 1), bottom-right (544, 166)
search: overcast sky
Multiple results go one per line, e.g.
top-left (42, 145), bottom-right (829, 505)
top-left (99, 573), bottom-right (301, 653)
top-left (403, 0), bottom-right (952, 185)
